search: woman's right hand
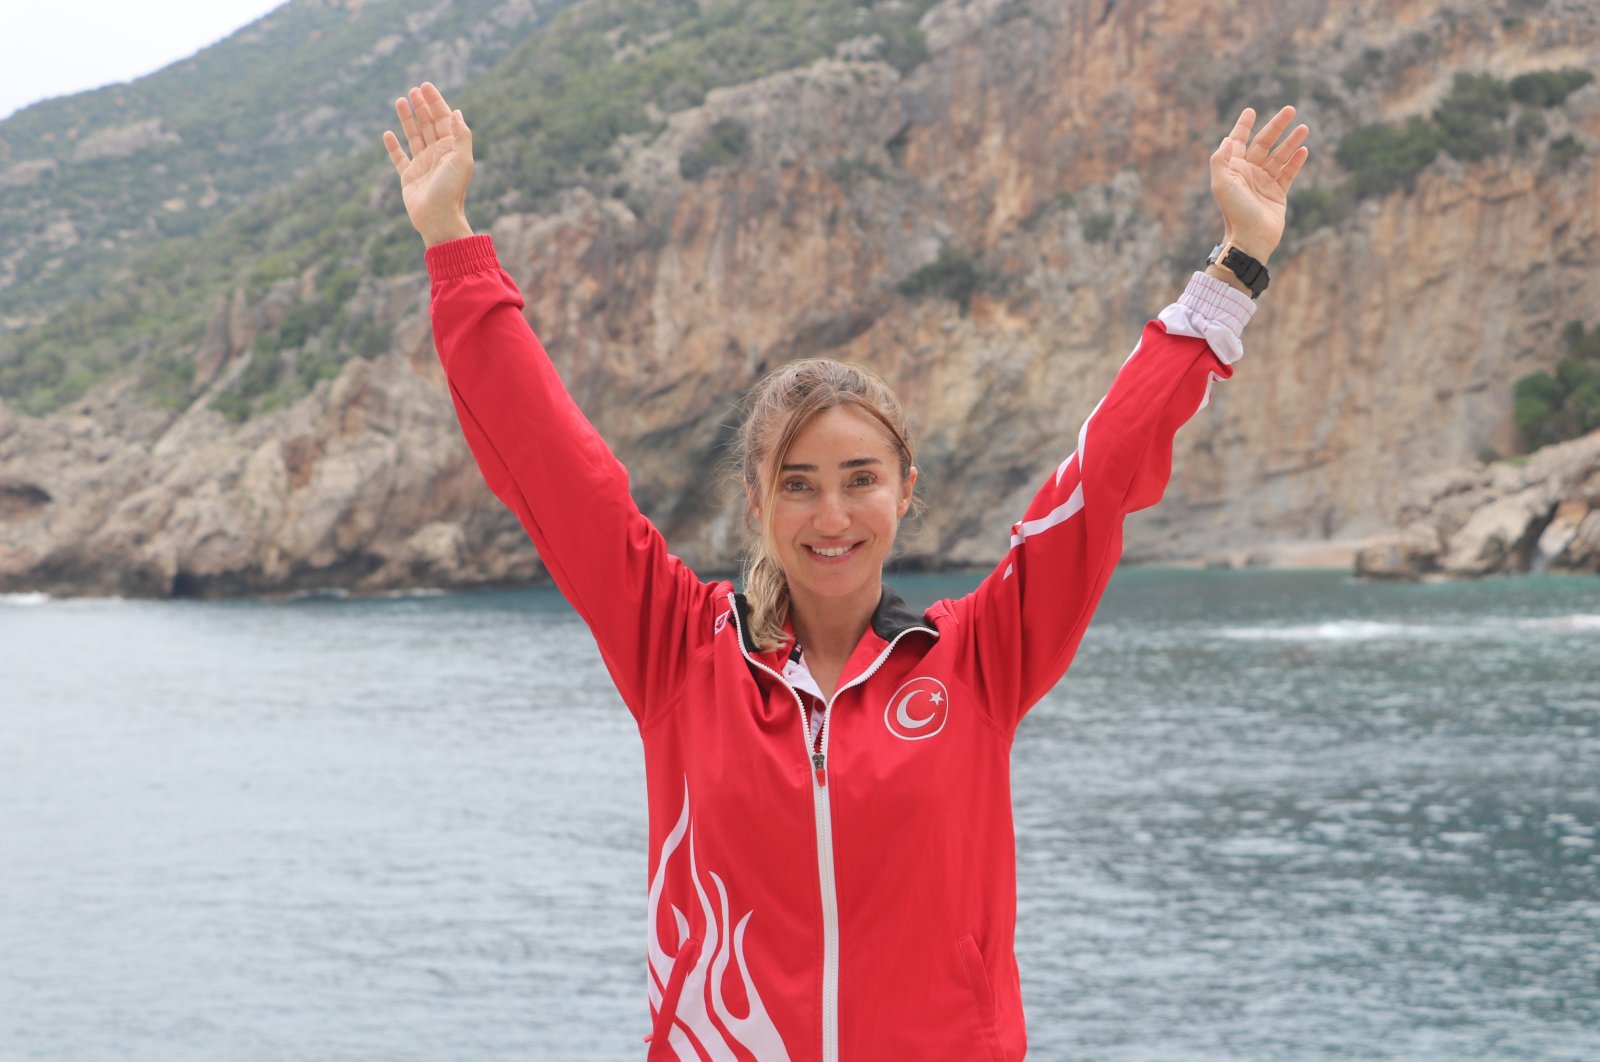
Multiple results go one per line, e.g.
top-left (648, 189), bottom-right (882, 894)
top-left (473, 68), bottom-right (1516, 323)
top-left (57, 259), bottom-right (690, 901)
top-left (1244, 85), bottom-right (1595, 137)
top-left (383, 82), bottom-right (475, 247)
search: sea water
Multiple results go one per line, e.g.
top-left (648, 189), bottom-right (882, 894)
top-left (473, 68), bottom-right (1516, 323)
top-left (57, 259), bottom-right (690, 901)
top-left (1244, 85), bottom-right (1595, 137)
top-left (2, 569), bottom-right (1596, 1060)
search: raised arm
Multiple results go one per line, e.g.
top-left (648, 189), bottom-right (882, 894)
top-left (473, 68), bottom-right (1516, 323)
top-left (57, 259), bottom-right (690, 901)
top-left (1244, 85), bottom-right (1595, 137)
top-left (386, 84), bottom-right (715, 724)
top-left (936, 107), bottom-right (1310, 729)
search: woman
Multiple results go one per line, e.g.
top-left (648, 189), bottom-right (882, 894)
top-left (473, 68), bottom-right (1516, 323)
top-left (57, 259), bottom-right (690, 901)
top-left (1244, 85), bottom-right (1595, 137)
top-left (384, 82), bottom-right (1308, 1061)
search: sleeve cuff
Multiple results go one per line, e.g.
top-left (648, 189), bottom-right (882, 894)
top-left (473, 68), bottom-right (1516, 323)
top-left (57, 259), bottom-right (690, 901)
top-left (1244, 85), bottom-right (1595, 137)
top-left (1157, 271), bottom-right (1258, 366)
top-left (424, 234), bottom-right (500, 281)
top-left (1180, 271), bottom-right (1256, 334)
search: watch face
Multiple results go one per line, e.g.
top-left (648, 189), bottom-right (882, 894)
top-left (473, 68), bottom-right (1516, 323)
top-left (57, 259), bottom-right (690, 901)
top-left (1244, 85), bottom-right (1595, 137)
top-left (1206, 243), bottom-right (1224, 266)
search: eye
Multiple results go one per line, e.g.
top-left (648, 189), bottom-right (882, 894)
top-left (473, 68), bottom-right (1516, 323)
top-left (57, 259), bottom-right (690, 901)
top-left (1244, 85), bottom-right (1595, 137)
top-left (849, 471), bottom-right (877, 488)
top-left (782, 478), bottom-right (812, 493)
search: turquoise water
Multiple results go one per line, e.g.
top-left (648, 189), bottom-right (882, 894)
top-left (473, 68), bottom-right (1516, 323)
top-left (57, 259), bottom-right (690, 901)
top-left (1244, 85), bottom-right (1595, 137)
top-left (2, 569), bottom-right (1596, 1060)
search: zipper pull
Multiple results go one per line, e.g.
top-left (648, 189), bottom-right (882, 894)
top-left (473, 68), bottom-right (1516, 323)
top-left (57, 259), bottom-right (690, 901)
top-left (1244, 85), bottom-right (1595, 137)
top-left (812, 751), bottom-right (827, 787)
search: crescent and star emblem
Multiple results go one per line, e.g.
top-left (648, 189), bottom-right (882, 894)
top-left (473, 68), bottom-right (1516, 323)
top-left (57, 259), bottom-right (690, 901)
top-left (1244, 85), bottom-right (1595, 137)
top-left (885, 677), bottom-right (950, 741)
top-left (895, 688), bottom-right (944, 727)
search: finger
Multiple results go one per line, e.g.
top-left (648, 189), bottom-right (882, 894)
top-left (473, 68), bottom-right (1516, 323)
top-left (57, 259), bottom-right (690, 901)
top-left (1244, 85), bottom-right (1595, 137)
top-left (1267, 123), bottom-right (1310, 174)
top-left (452, 109), bottom-right (472, 143)
top-left (1209, 135), bottom-right (1234, 178)
top-left (408, 86), bottom-right (433, 149)
top-left (1278, 146), bottom-right (1310, 191)
top-left (420, 81), bottom-right (454, 138)
top-left (382, 129), bottom-right (409, 175)
top-left (1228, 108), bottom-right (1256, 147)
top-left (396, 95), bottom-right (423, 157)
top-left (1248, 105), bottom-right (1297, 165)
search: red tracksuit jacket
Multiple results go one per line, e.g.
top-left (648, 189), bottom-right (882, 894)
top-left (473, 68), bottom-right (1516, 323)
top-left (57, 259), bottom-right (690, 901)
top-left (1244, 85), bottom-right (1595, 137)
top-left (426, 234), bottom-right (1255, 1061)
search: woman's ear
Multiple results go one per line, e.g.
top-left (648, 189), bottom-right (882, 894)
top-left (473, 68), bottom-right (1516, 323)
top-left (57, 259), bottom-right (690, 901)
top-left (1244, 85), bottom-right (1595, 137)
top-left (898, 465), bottom-right (918, 518)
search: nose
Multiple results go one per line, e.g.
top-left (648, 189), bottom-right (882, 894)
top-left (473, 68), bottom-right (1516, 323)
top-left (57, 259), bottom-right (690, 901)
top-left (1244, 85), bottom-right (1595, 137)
top-left (813, 488), bottom-right (851, 535)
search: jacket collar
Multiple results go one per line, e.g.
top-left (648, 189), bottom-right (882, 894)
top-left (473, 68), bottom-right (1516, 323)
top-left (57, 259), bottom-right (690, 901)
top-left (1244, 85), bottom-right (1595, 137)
top-left (732, 584), bottom-right (936, 657)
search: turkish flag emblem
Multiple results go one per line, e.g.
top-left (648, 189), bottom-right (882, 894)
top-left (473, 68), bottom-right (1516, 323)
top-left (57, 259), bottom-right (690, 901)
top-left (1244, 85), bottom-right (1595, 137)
top-left (884, 676), bottom-right (950, 741)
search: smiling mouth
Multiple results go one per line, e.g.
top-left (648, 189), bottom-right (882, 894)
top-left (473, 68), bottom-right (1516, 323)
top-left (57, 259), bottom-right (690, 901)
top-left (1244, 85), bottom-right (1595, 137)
top-left (806, 543), bottom-right (860, 559)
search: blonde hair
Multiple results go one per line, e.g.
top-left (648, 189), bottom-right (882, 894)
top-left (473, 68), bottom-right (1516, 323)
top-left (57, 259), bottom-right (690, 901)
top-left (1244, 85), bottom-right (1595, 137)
top-left (735, 358), bottom-right (916, 652)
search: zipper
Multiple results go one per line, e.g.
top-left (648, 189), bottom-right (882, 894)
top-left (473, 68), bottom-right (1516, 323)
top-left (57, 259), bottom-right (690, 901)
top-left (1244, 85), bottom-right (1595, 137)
top-left (813, 622), bottom-right (936, 789)
top-left (728, 593), bottom-right (933, 1062)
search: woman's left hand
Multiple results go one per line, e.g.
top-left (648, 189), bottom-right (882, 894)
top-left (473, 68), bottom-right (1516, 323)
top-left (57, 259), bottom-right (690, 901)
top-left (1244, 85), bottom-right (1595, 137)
top-left (1210, 106), bottom-right (1310, 264)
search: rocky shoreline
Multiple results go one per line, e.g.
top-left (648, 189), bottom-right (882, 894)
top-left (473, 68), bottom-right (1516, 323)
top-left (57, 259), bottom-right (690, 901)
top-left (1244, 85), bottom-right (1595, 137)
top-left (1354, 430), bottom-right (1600, 581)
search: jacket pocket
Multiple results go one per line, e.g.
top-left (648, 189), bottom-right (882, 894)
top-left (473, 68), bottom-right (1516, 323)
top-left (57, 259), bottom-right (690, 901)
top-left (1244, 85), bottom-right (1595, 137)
top-left (957, 933), bottom-right (1007, 1062)
top-left (646, 938), bottom-right (701, 1061)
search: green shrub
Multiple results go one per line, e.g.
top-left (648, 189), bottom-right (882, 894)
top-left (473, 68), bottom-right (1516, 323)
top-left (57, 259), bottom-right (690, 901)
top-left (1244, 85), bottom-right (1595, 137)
top-left (1341, 47), bottom-right (1386, 92)
top-left (1434, 73), bottom-right (1511, 161)
top-left (680, 118), bottom-right (749, 179)
top-left (897, 247), bottom-right (990, 315)
top-left (1563, 319), bottom-right (1600, 360)
top-left (1513, 320), bottom-right (1600, 450)
top-left (1081, 213), bottom-right (1115, 243)
top-left (1292, 184), bottom-right (1356, 230)
top-left (1509, 68), bottom-right (1595, 107)
top-left (247, 252), bottom-right (299, 292)
top-left (1547, 134), bottom-right (1584, 170)
top-left (211, 391), bottom-right (251, 423)
top-left (297, 348), bottom-right (344, 388)
top-left (139, 354), bottom-right (196, 411)
top-left (1514, 110), bottom-right (1549, 148)
top-left (1335, 117), bottom-right (1440, 196)
top-left (354, 320), bottom-right (395, 360)
top-left (214, 339), bottom-right (287, 421)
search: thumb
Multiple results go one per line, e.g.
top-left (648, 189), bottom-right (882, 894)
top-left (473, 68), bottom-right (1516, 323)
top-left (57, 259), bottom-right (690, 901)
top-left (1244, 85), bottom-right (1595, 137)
top-left (1209, 137), bottom-right (1236, 184)
top-left (452, 110), bottom-right (471, 139)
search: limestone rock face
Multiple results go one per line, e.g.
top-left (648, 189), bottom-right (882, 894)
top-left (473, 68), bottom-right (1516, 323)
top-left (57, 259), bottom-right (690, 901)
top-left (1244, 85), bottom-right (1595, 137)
top-left (1356, 430), bottom-right (1600, 580)
top-left (0, 337), bottom-right (542, 597)
top-left (4, 0), bottom-right (1600, 597)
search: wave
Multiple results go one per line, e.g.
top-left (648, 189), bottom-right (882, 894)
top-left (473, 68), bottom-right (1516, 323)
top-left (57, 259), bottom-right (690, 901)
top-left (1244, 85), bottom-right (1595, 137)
top-left (1218, 621), bottom-right (1446, 643)
top-left (279, 587), bottom-right (352, 602)
top-left (0, 592), bottom-right (50, 606)
top-left (1221, 613), bottom-right (1600, 643)
top-left (1515, 614), bottom-right (1600, 632)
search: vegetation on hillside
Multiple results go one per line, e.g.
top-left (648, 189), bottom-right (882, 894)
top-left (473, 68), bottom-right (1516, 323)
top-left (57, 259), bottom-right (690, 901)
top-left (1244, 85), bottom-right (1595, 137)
top-left (0, 0), bottom-right (939, 420)
top-left (1514, 321), bottom-right (1600, 452)
top-left (1291, 67), bottom-right (1592, 232)
top-left (897, 247), bottom-right (994, 315)
top-left (0, 0), bottom-right (577, 327)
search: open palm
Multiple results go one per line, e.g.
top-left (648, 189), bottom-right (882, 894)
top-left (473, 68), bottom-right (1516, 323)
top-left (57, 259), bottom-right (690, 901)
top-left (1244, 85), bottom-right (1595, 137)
top-left (1210, 106), bottom-right (1310, 261)
top-left (383, 82), bottom-right (475, 247)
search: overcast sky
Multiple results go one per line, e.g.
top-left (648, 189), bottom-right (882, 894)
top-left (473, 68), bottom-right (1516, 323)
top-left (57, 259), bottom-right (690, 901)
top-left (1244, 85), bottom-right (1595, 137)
top-left (2, 0), bottom-right (290, 121)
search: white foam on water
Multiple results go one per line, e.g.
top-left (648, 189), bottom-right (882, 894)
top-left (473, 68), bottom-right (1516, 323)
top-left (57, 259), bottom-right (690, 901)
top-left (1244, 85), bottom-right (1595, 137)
top-left (1515, 613), bottom-right (1600, 633)
top-left (1222, 612), bottom-right (1600, 643)
top-left (0, 592), bottom-right (50, 606)
top-left (281, 587), bottom-right (352, 601)
top-left (1218, 620), bottom-right (1443, 643)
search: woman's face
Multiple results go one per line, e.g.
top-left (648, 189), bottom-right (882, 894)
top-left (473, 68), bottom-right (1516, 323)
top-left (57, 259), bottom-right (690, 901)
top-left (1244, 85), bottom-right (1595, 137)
top-left (756, 404), bottom-right (916, 622)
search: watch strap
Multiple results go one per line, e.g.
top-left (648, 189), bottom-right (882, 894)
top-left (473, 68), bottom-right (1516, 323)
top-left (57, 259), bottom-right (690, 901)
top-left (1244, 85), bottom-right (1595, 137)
top-left (1206, 242), bottom-right (1270, 299)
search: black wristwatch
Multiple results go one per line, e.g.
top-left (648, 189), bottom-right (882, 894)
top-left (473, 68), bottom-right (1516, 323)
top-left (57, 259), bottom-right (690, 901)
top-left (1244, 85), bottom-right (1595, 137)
top-left (1206, 243), bottom-right (1269, 299)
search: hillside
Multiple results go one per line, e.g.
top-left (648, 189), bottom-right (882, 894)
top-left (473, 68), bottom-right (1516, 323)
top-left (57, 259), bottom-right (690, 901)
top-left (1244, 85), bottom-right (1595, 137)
top-left (1, 0), bottom-right (1597, 597)
top-left (0, 0), bottom-right (581, 334)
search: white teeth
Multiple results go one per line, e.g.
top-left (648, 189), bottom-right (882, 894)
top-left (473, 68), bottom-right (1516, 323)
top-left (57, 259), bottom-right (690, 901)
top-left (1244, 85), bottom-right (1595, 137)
top-left (811, 545), bottom-right (851, 557)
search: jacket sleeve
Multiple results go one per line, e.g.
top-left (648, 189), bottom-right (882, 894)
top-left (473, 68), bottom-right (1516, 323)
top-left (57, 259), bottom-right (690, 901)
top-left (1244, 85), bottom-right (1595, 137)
top-left (425, 234), bottom-right (715, 725)
top-left (933, 272), bottom-right (1256, 731)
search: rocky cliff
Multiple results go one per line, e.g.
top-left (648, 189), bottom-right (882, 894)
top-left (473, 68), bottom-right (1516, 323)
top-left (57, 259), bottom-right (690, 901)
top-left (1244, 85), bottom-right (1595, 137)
top-left (3, 0), bottom-right (1599, 597)
top-left (1355, 428), bottom-right (1600, 580)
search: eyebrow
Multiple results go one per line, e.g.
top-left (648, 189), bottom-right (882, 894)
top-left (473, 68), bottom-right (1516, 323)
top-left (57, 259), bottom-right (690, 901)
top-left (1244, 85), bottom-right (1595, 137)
top-left (779, 457), bottom-right (885, 472)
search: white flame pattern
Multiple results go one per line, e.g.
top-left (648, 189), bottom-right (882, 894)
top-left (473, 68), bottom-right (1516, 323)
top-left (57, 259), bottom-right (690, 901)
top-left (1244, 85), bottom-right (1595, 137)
top-left (646, 779), bottom-right (791, 1061)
